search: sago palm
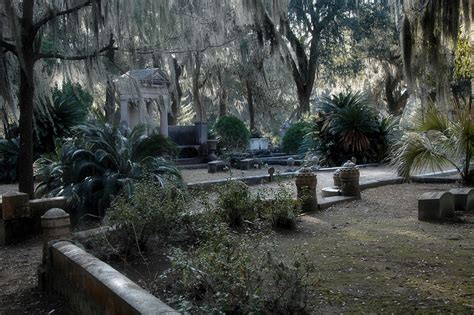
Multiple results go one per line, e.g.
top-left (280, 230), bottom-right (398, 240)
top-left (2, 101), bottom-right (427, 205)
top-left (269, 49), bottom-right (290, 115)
top-left (391, 106), bottom-right (474, 184)
top-left (35, 121), bottom-right (181, 217)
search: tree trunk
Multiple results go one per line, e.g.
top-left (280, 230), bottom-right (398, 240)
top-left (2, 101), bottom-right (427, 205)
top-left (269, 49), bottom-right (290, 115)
top-left (169, 57), bottom-right (182, 125)
top-left (104, 79), bottom-right (116, 123)
top-left (246, 80), bottom-right (255, 131)
top-left (17, 0), bottom-right (35, 198)
top-left (296, 85), bottom-right (311, 118)
top-left (192, 52), bottom-right (205, 123)
top-left (217, 68), bottom-right (227, 118)
top-left (18, 67), bottom-right (35, 197)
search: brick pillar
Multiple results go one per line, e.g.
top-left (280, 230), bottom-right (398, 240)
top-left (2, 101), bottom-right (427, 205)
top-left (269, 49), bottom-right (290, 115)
top-left (39, 208), bottom-right (71, 290)
top-left (333, 168), bottom-right (341, 188)
top-left (339, 161), bottom-right (361, 199)
top-left (2, 192), bottom-right (30, 220)
top-left (41, 208), bottom-right (71, 256)
top-left (295, 167), bottom-right (318, 212)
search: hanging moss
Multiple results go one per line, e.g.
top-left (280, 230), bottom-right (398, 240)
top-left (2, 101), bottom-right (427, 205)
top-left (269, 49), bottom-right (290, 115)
top-left (399, 0), bottom-right (472, 112)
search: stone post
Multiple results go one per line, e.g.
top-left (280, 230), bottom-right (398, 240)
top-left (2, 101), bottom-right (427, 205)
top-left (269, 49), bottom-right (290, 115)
top-left (41, 208), bottom-right (71, 256)
top-left (333, 168), bottom-right (341, 188)
top-left (268, 167), bottom-right (275, 182)
top-left (295, 167), bottom-right (318, 212)
top-left (119, 99), bottom-right (130, 126)
top-left (2, 192), bottom-right (30, 220)
top-left (339, 160), bottom-right (361, 199)
top-left (207, 139), bottom-right (218, 161)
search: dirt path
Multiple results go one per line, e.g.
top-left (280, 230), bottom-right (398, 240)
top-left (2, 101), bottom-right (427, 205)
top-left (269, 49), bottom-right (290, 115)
top-left (274, 183), bottom-right (474, 313)
top-left (0, 237), bottom-right (70, 314)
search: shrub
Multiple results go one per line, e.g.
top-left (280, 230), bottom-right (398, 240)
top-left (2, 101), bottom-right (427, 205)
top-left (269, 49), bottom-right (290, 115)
top-left (107, 180), bottom-right (188, 254)
top-left (0, 83), bottom-right (91, 183)
top-left (216, 181), bottom-right (255, 227)
top-left (34, 82), bottom-right (92, 153)
top-left (0, 138), bottom-right (19, 183)
top-left (214, 116), bottom-right (250, 151)
top-left (34, 121), bottom-right (180, 216)
top-left (307, 92), bottom-right (396, 166)
top-left (257, 185), bottom-right (301, 229)
top-left (282, 122), bottom-right (311, 154)
top-left (160, 232), bottom-right (314, 313)
top-left (392, 105), bottom-right (474, 184)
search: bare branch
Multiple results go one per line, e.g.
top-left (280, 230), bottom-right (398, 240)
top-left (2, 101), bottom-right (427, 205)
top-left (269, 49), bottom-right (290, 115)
top-left (33, 0), bottom-right (94, 34)
top-left (0, 39), bottom-right (17, 55)
top-left (136, 37), bottom-right (238, 55)
top-left (36, 38), bottom-right (116, 61)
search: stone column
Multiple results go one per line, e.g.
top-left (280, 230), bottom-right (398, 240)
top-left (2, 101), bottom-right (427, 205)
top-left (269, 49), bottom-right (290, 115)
top-left (339, 161), bottom-right (361, 199)
top-left (41, 208), bottom-right (71, 253)
top-left (207, 139), bottom-right (218, 161)
top-left (2, 192), bottom-right (30, 220)
top-left (295, 167), bottom-right (318, 212)
top-left (158, 98), bottom-right (169, 137)
top-left (333, 168), bottom-right (341, 188)
top-left (119, 99), bottom-right (130, 126)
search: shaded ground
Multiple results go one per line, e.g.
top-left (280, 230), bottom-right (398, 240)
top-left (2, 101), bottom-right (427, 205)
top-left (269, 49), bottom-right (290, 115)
top-left (106, 183), bottom-right (474, 313)
top-left (1, 174), bottom-right (471, 313)
top-left (274, 183), bottom-right (474, 313)
top-left (0, 237), bottom-right (71, 314)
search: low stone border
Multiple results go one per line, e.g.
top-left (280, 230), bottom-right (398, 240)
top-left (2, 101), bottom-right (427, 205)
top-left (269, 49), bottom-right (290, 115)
top-left (187, 172), bottom-right (298, 189)
top-left (42, 240), bottom-right (178, 314)
top-left (1, 196), bottom-right (68, 245)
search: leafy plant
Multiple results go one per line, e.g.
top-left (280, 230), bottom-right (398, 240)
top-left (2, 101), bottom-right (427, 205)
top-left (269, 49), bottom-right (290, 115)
top-left (34, 82), bottom-right (92, 153)
top-left (307, 92), bottom-right (396, 166)
top-left (214, 116), bottom-right (250, 151)
top-left (0, 83), bottom-right (91, 184)
top-left (107, 179), bottom-right (188, 254)
top-left (216, 180), bottom-right (255, 227)
top-left (34, 121), bottom-right (181, 217)
top-left (392, 105), bottom-right (474, 184)
top-left (0, 138), bottom-right (20, 183)
top-left (282, 121), bottom-right (311, 154)
top-left (160, 232), bottom-right (314, 314)
top-left (257, 184), bottom-right (301, 229)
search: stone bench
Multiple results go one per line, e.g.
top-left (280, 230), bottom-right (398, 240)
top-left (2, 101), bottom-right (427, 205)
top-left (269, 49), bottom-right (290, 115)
top-left (240, 158), bottom-right (261, 170)
top-left (449, 188), bottom-right (474, 212)
top-left (418, 191), bottom-right (455, 221)
top-left (208, 160), bottom-right (228, 173)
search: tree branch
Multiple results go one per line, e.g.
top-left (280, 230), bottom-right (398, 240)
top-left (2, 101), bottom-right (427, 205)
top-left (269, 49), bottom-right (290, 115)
top-left (0, 39), bottom-right (17, 55)
top-left (33, 0), bottom-right (94, 34)
top-left (36, 38), bottom-right (116, 61)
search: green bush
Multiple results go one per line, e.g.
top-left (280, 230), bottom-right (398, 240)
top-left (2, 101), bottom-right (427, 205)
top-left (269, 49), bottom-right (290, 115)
top-left (107, 180), bottom-right (188, 254)
top-left (34, 82), bottom-right (92, 153)
top-left (0, 82), bottom-right (91, 184)
top-left (307, 92), bottom-right (397, 166)
top-left (0, 138), bottom-right (19, 183)
top-left (214, 116), bottom-right (250, 151)
top-left (282, 122), bottom-right (311, 154)
top-left (216, 181), bottom-right (255, 227)
top-left (160, 232), bottom-right (314, 313)
top-left (257, 185), bottom-right (301, 229)
top-left (34, 121), bottom-right (180, 216)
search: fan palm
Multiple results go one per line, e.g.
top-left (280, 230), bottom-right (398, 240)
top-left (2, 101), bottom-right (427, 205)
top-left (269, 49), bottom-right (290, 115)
top-left (392, 106), bottom-right (474, 184)
top-left (35, 121), bottom-right (181, 217)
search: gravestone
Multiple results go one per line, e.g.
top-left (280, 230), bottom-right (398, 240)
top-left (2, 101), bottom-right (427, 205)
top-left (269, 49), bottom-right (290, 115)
top-left (208, 160), bottom-right (227, 173)
top-left (418, 191), bottom-right (455, 221)
top-left (287, 157), bottom-right (295, 167)
top-left (240, 158), bottom-right (261, 170)
top-left (449, 188), bottom-right (474, 212)
top-left (268, 167), bottom-right (275, 182)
